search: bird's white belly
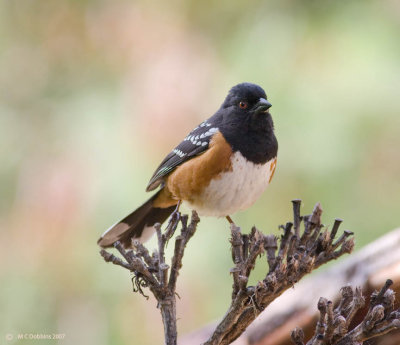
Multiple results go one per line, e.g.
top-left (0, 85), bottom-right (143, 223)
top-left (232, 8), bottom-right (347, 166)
top-left (185, 152), bottom-right (276, 217)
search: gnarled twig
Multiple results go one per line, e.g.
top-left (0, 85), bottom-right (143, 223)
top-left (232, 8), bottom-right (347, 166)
top-left (99, 210), bottom-right (200, 345)
top-left (292, 280), bottom-right (400, 345)
top-left (204, 200), bottom-right (355, 345)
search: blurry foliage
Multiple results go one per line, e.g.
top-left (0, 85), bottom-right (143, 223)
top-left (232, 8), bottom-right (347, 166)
top-left (0, 0), bottom-right (399, 344)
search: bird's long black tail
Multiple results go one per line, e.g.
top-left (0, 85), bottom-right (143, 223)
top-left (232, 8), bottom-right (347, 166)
top-left (97, 190), bottom-right (177, 248)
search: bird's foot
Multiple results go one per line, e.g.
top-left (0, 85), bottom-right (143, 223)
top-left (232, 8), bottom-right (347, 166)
top-left (164, 201), bottom-right (182, 241)
top-left (226, 215), bottom-right (235, 226)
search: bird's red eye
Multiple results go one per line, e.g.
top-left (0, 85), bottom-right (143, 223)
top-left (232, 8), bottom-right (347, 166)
top-left (239, 101), bottom-right (248, 109)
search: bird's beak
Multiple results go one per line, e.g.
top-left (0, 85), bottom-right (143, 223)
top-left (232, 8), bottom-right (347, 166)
top-left (255, 98), bottom-right (272, 114)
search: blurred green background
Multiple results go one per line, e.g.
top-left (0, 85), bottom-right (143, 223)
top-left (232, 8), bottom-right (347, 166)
top-left (1, 0), bottom-right (399, 344)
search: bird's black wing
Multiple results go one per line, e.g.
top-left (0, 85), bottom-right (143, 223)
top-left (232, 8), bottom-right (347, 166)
top-left (146, 120), bottom-right (219, 191)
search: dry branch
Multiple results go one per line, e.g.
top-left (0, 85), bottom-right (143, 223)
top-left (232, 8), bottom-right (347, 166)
top-left (99, 200), bottom-right (400, 345)
top-left (225, 227), bottom-right (400, 345)
top-left (204, 200), bottom-right (354, 345)
top-left (291, 280), bottom-right (400, 345)
top-left (100, 210), bottom-right (200, 345)
top-left (203, 200), bottom-right (355, 345)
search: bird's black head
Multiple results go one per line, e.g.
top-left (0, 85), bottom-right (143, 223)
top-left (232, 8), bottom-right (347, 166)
top-left (220, 82), bottom-right (273, 132)
top-left (222, 82), bottom-right (270, 113)
top-left (217, 82), bottom-right (277, 164)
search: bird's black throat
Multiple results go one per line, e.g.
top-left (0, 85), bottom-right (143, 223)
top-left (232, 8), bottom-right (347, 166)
top-left (220, 114), bottom-right (278, 164)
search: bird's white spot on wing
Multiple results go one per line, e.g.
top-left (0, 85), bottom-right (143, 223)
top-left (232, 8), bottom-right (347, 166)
top-left (173, 149), bottom-right (187, 158)
top-left (200, 121), bottom-right (212, 127)
top-left (204, 127), bottom-right (218, 137)
top-left (183, 124), bottom-right (217, 145)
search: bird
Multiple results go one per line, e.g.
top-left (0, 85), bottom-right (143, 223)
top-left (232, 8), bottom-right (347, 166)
top-left (98, 82), bottom-right (278, 248)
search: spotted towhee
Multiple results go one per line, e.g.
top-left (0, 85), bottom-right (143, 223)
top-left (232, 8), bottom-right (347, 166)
top-left (98, 82), bottom-right (278, 248)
